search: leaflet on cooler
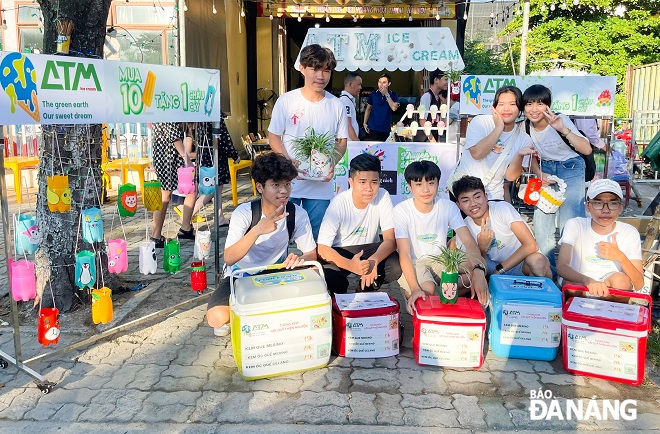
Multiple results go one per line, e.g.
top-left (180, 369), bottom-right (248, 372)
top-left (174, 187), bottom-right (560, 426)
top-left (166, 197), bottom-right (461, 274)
top-left (566, 328), bottom-right (639, 381)
top-left (334, 292), bottom-right (396, 311)
top-left (344, 315), bottom-right (400, 358)
top-left (567, 298), bottom-right (642, 323)
top-left (499, 304), bottom-right (561, 348)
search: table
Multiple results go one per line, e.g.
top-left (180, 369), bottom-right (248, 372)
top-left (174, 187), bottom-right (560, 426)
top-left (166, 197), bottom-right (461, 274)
top-left (5, 156), bottom-right (39, 204)
top-left (102, 157), bottom-right (152, 192)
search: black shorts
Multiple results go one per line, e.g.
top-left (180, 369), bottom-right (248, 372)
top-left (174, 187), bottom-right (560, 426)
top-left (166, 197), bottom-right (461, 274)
top-left (207, 276), bottom-right (231, 310)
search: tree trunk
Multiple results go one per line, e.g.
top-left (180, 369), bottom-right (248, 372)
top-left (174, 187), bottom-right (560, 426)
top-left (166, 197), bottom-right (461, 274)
top-left (35, 0), bottom-right (113, 312)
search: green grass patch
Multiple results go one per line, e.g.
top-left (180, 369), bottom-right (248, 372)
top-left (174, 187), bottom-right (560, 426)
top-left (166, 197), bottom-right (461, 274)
top-left (648, 322), bottom-right (660, 369)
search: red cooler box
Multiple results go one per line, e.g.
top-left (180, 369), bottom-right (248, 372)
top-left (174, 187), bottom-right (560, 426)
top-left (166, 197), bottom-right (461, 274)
top-left (562, 284), bottom-right (652, 386)
top-left (332, 293), bottom-right (400, 358)
top-left (412, 296), bottom-right (486, 368)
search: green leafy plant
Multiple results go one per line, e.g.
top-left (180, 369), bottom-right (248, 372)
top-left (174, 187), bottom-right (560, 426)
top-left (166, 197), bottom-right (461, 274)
top-left (427, 246), bottom-right (470, 274)
top-left (447, 68), bottom-right (463, 83)
top-left (290, 128), bottom-right (336, 161)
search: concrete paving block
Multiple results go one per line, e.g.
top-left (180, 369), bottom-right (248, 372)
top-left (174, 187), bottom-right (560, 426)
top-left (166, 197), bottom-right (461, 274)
top-left (74, 342), bottom-right (115, 364)
top-left (452, 393), bottom-right (487, 429)
top-left (104, 389), bottom-right (150, 422)
top-left (298, 390), bottom-right (349, 408)
top-left (0, 389), bottom-right (39, 420)
top-left (229, 371), bottom-right (257, 392)
top-left (479, 396), bottom-right (515, 429)
top-left (125, 364), bottom-right (168, 391)
top-left (195, 345), bottom-right (224, 367)
top-left (325, 366), bottom-right (352, 392)
top-left (443, 369), bottom-right (491, 384)
top-left (292, 404), bottom-right (349, 425)
top-left (352, 358), bottom-right (377, 368)
top-left (585, 376), bottom-right (622, 395)
top-left (396, 355), bottom-right (425, 371)
top-left (529, 359), bottom-right (558, 374)
top-left (247, 391), bottom-right (296, 424)
top-left (486, 357), bottom-right (534, 372)
top-left (398, 369), bottom-right (424, 394)
top-left (162, 364), bottom-right (213, 380)
top-left (170, 344), bottom-right (204, 366)
top-left (23, 402), bottom-right (63, 421)
top-left (51, 402), bottom-right (87, 421)
top-left (538, 372), bottom-right (588, 387)
top-left (133, 390), bottom-right (201, 423)
top-left (106, 342), bottom-right (140, 364)
top-left (350, 368), bottom-right (400, 393)
top-left (491, 371), bottom-right (523, 395)
top-left (374, 356), bottom-right (398, 369)
top-left (250, 373), bottom-right (303, 393)
top-left (348, 392), bottom-right (377, 425)
top-left (374, 393), bottom-right (404, 425)
top-left (215, 392), bottom-right (253, 423)
top-left (105, 364), bottom-right (143, 389)
top-left (402, 407), bottom-right (460, 427)
top-left (401, 393), bottom-right (452, 410)
top-left (58, 372), bottom-right (112, 390)
top-left (504, 396), bottom-right (571, 430)
top-left (187, 390), bottom-right (228, 423)
top-left (202, 366), bottom-right (234, 392)
top-left (515, 371), bottom-right (542, 393)
top-left (446, 381), bottom-right (498, 396)
top-left (129, 343), bottom-right (180, 365)
top-left (300, 368), bottom-right (329, 392)
top-left (629, 411), bottom-right (660, 429)
top-left (157, 375), bottom-right (207, 392)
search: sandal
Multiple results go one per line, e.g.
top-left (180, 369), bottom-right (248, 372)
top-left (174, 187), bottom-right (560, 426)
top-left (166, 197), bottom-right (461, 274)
top-left (150, 236), bottom-right (165, 249)
top-left (178, 227), bottom-right (195, 240)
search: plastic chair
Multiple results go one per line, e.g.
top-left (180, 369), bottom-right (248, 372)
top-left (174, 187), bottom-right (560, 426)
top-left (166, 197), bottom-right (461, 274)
top-left (228, 158), bottom-right (257, 206)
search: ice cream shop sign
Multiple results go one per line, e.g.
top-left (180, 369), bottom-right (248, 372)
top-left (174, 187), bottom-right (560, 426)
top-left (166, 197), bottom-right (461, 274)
top-left (295, 28), bottom-right (464, 72)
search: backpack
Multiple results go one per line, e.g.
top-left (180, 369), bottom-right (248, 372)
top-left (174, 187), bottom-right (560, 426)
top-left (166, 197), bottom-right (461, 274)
top-left (525, 118), bottom-right (596, 182)
top-left (244, 199), bottom-right (296, 242)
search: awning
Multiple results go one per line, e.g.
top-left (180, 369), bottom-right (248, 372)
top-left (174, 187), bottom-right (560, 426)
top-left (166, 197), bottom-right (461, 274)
top-left (294, 28), bottom-right (464, 72)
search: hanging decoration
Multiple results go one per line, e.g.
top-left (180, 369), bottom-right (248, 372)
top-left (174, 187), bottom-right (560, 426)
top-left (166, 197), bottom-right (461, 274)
top-left (163, 239), bottom-right (181, 274)
top-left (81, 207), bottom-right (104, 243)
top-left (91, 287), bottom-right (113, 324)
top-left (37, 307), bottom-right (61, 346)
top-left (46, 175), bottom-right (71, 213)
top-left (8, 258), bottom-right (37, 302)
top-left (177, 166), bottom-right (195, 194)
top-left (75, 250), bottom-right (97, 289)
top-left (118, 183), bottom-right (138, 217)
top-left (198, 166), bottom-right (216, 195)
top-left (194, 229), bottom-right (212, 261)
top-left (14, 214), bottom-right (39, 255)
top-left (190, 261), bottom-right (207, 294)
top-left (107, 238), bottom-right (128, 274)
top-left (139, 240), bottom-right (158, 275)
top-left (142, 180), bottom-right (163, 211)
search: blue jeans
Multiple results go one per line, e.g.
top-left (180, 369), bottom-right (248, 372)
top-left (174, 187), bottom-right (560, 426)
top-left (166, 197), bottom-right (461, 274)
top-left (533, 156), bottom-right (586, 269)
top-left (289, 198), bottom-right (330, 241)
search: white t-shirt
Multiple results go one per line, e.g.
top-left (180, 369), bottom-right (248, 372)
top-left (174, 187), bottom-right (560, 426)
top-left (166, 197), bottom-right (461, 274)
top-left (394, 198), bottom-right (466, 260)
top-left (452, 115), bottom-right (532, 200)
top-left (340, 91), bottom-right (359, 139)
top-left (317, 188), bottom-right (394, 248)
top-left (223, 201), bottom-right (317, 277)
top-left (528, 114), bottom-right (587, 162)
top-left (268, 89), bottom-right (349, 200)
top-left (463, 201), bottom-right (526, 263)
top-left (558, 217), bottom-right (642, 281)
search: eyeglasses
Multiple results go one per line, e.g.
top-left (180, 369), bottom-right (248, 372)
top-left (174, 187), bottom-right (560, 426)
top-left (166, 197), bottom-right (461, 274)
top-left (588, 200), bottom-right (621, 210)
top-left (265, 182), bottom-right (292, 190)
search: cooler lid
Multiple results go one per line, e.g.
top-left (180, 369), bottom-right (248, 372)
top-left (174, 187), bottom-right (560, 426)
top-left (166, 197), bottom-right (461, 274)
top-left (234, 268), bottom-right (328, 305)
top-left (332, 292), bottom-right (399, 317)
top-left (414, 296), bottom-right (486, 323)
top-left (562, 297), bottom-right (649, 333)
top-left (488, 275), bottom-right (562, 303)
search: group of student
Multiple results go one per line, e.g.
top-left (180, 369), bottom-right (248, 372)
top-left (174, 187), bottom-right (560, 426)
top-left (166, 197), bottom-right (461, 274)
top-left (204, 43), bottom-right (643, 337)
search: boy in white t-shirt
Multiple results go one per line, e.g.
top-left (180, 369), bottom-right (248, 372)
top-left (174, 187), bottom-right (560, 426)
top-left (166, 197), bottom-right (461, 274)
top-left (452, 175), bottom-right (551, 278)
top-left (558, 179), bottom-right (643, 299)
top-left (268, 44), bottom-right (349, 240)
top-left (394, 161), bottom-right (489, 314)
top-left (206, 153), bottom-right (317, 336)
top-left (317, 153), bottom-right (401, 294)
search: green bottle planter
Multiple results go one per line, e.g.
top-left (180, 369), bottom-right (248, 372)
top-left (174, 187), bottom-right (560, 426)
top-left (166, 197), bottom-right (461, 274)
top-left (118, 183), bottom-right (138, 217)
top-left (439, 270), bottom-right (459, 305)
top-left (163, 239), bottom-right (181, 274)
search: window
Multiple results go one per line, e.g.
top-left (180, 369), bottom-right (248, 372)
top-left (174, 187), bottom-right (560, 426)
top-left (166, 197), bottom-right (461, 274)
top-left (17, 2), bottom-right (44, 53)
top-left (116, 29), bottom-right (164, 64)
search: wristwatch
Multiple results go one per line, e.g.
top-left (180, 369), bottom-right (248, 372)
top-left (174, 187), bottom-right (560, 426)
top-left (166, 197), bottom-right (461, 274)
top-left (495, 263), bottom-right (506, 274)
top-left (473, 263), bottom-right (486, 274)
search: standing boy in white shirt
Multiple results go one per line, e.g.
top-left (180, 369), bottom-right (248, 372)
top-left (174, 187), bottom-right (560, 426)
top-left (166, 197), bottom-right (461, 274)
top-left (317, 153), bottom-right (401, 294)
top-left (340, 72), bottom-right (362, 141)
top-left (394, 161), bottom-right (489, 314)
top-left (206, 153), bottom-right (317, 337)
top-left (269, 44), bottom-right (349, 240)
top-left (558, 179), bottom-right (643, 299)
top-left (452, 175), bottom-right (551, 278)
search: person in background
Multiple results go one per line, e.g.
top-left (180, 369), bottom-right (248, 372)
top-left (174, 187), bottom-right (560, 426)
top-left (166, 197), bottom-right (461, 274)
top-left (341, 72), bottom-right (362, 141)
top-left (523, 84), bottom-right (591, 271)
top-left (268, 44), bottom-right (348, 240)
top-left (418, 69), bottom-right (448, 142)
top-left (363, 73), bottom-right (400, 141)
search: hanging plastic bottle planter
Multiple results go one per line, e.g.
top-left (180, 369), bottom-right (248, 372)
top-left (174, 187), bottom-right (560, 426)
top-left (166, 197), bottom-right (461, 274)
top-left (81, 207), bottom-right (104, 243)
top-left (142, 180), bottom-right (163, 211)
top-left (139, 240), bottom-right (157, 275)
top-left (177, 167), bottom-right (196, 194)
top-left (38, 307), bottom-right (61, 347)
top-left (46, 175), bottom-right (72, 213)
top-left (107, 239), bottom-right (128, 274)
top-left (91, 287), bottom-right (113, 324)
top-left (118, 183), bottom-right (138, 217)
top-left (194, 230), bottom-right (211, 261)
top-left (198, 166), bottom-right (216, 195)
top-left (439, 271), bottom-right (459, 305)
top-left (8, 258), bottom-right (37, 302)
top-left (14, 214), bottom-right (39, 255)
top-left (163, 239), bottom-right (181, 274)
top-left (190, 261), bottom-right (207, 294)
top-left (75, 250), bottom-right (97, 289)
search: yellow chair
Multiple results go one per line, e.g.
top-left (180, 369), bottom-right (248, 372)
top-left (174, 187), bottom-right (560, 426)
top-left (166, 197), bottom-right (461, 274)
top-left (4, 156), bottom-right (39, 204)
top-left (228, 158), bottom-right (256, 206)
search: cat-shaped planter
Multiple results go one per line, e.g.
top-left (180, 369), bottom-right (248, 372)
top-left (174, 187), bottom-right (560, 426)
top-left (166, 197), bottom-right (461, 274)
top-left (198, 166), bottom-right (216, 195)
top-left (82, 207), bottom-right (104, 243)
top-left (15, 214), bottom-right (39, 255)
top-left (300, 149), bottom-right (332, 181)
top-left (47, 175), bottom-right (71, 213)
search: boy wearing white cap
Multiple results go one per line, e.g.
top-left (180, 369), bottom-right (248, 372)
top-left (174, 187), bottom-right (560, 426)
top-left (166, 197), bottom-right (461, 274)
top-left (557, 179), bottom-right (643, 299)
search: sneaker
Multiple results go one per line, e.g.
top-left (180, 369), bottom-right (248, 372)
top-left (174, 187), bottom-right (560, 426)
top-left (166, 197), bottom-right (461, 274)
top-left (178, 227), bottom-right (195, 240)
top-left (214, 324), bottom-right (231, 337)
top-left (150, 236), bottom-right (165, 249)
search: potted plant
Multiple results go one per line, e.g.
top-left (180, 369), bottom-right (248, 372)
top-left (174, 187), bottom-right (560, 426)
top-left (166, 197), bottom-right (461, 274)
top-left (428, 246), bottom-right (470, 305)
top-left (447, 68), bottom-right (463, 101)
top-left (290, 128), bottom-right (336, 180)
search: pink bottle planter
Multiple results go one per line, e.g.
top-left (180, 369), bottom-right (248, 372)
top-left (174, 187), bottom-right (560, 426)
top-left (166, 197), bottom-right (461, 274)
top-left (177, 167), bottom-right (195, 194)
top-left (8, 258), bottom-right (37, 302)
top-left (107, 239), bottom-right (128, 274)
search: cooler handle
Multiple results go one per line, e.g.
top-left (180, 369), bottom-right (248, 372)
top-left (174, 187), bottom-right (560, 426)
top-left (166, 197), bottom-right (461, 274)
top-left (229, 260), bottom-right (324, 297)
top-left (562, 283), bottom-right (653, 333)
top-left (512, 279), bottom-right (543, 288)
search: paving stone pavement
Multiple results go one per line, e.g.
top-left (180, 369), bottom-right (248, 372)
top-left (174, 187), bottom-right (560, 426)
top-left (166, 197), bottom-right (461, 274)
top-left (1, 177), bottom-right (660, 433)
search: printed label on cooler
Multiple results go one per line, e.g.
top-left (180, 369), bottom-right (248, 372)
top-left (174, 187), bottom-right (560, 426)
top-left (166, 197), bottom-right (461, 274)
top-left (418, 323), bottom-right (483, 367)
top-left (239, 304), bottom-right (332, 377)
top-left (344, 313), bottom-right (399, 357)
top-left (566, 328), bottom-right (638, 381)
top-left (499, 304), bottom-right (561, 348)
top-left (252, 271), bottom-right (306, 286)
top-left (567, 298), bottom-right (641, 323)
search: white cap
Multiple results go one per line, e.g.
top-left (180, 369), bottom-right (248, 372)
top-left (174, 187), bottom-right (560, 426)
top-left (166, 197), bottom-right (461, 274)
top-left (586, 179), bottom-right (623, 200)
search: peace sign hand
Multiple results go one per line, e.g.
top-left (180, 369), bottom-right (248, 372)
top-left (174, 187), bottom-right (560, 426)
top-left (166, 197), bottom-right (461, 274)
top-left (477, 216), bottom-right (494, 255)
top-left (543, 109), bottom-right (566, 132)
top-left (254, 205), bottom-right (288, 236)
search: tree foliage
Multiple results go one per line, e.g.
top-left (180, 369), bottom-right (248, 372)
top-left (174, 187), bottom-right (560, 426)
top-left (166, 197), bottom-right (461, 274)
top-left (463, 40), bottom-right (515, 76)
top-left (502, 0), bottom-right (660, 117)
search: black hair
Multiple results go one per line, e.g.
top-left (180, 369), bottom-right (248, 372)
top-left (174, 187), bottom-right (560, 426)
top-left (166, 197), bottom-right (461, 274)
top-left (299, 44), bottom-right (337, 70)
top-left (429, 69), bottom-right (447, 85)
top-left (349, 153), bottom-right (381, 177)
top-left (522, 84), bottom-right (552, 107)
top-left (378, 73), bottom-right (391, 82)
top-left (251, 152), bottom-right (299, 187)
top-left (493, 85), bottom-right (524, 112)
top-left (344, 72), bottom-right (361, 87)
top-left (452, 175), bottom-right (486, 199)
top-left (404, 160), bottom-right (441, 184)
